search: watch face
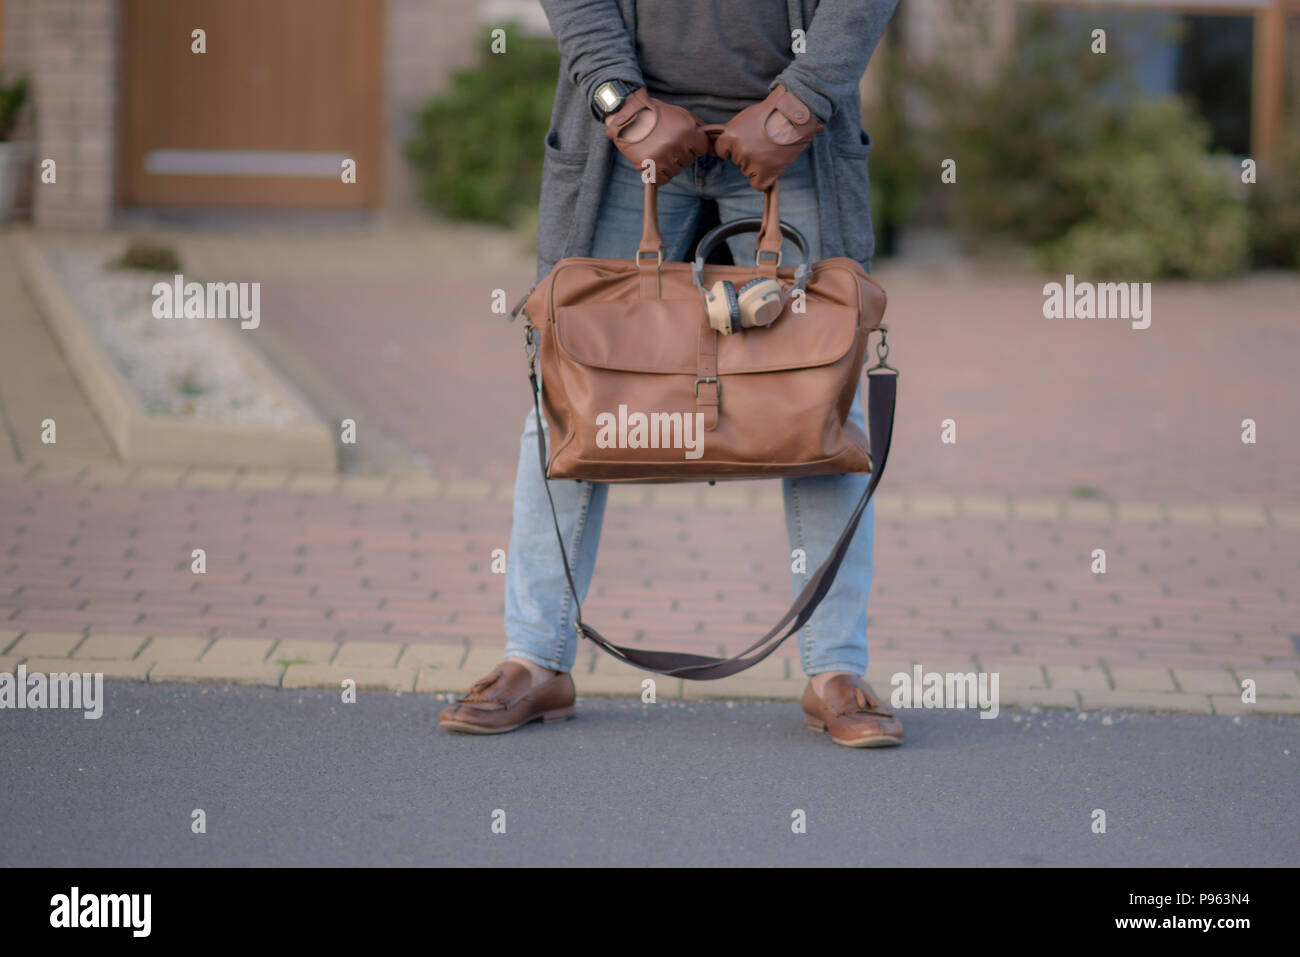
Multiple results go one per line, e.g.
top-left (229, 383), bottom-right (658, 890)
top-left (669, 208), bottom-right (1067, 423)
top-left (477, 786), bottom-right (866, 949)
top-left (597, 85), bottom-right (622, 113)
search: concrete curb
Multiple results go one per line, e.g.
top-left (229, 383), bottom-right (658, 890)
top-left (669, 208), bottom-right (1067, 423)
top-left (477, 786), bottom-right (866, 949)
top-left (1, 459), bottom-right (1296, 531)
top-left (2, 631), bottom-right (1297, 715)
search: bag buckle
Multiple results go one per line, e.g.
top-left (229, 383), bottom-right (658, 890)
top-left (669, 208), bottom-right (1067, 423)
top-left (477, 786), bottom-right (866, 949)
top-left (755, 249), bottom-right (782, 267)
top-left (694, 376), bottom-right (721, 398)
top-left (636, 247), bottom-right (664, 267)
top-left (524, 323), bottom-right (538, 370)
top-left (866, 328), bottom-right (897, 375)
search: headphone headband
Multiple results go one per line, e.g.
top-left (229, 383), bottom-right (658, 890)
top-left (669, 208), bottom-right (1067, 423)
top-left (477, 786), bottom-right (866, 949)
top-left (691, 218), bottom-right (811, 298)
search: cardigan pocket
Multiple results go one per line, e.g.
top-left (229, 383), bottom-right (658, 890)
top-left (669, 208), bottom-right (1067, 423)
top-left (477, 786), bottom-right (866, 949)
top-left (832, 128), bottom-right (874, 266)
top-left (538, 129), bottom-right (590, 271)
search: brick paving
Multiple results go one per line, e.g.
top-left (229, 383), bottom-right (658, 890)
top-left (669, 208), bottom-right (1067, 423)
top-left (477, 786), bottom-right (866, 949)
top-left (1, 223), bottom-right (1298, 712)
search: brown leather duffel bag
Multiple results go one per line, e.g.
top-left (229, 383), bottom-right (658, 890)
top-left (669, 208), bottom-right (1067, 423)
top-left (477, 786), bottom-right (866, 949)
top-left (514, 175), bottom-right (898, 680)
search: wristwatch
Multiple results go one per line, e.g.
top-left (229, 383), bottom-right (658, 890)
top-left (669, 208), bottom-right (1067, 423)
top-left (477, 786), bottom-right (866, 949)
top-left (591, 79), bottom-right (639, 122)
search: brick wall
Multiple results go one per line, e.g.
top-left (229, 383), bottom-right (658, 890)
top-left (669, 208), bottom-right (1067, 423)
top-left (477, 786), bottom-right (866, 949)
top-left (5, 0), bottom-right (115, 230)
top-left (383, 0), bottom-right (482, 211)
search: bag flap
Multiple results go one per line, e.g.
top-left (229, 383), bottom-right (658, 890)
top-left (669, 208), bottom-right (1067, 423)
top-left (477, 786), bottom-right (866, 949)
top-left (551, 261), bottom-right (867, 376)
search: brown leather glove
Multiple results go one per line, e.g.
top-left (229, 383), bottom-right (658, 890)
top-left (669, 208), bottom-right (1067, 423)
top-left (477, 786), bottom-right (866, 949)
top-left (604, 87), bottom-right (712, 184)
top-left (715, 84), bottom-right (824, 191)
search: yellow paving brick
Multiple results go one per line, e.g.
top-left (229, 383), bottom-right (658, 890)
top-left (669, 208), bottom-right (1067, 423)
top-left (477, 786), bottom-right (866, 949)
top-left (140, 636), bottom-right (210, 661)
top-left (873, 494), bottom-right (904, 516)
top-left (458, 646), bottom-right (512, 677)
top-left (606, 485), bottom-right (650, 508)
top-left (131, 466), bottom-right (188, 487)
top-left (96, 661), bottom-right (154, 682)
top-left (909, 495), bottom-right (958, 518)
top-left (1209, 695), bottom-right (1300, 716)
top-left (22, 656), bottom-right (150, 682)
top-left (416, 667), bottom-right (473, 695)
top-left (0, 656), bottom-right (21, 673)
top-left (701, 486), bottom-right (750, 509)
top-left (181, 468), bottom-right (239, 490)
top-left (682, 676), bottom-right (803, 700)
top-left (269, 639), bottom-right (340, 665)
top-left (1064, 499), bottom-right (1112, 523)
top-left (1271, 506), bottom-right (1300, 528)
top-left (73, 634), bottom-right (148, 660)
top-left (287, 473), bottom-right (341, 494)
top-left (590, 647), bottom-right (654, 676)
top-left (390, 475), bottom-right (442, 499)
top-left (579, 671), bottom-right (682, 699)
top-left (1172, 668), bottom-right (1241, 695)
top-left (707, 654), bottom-right (789, 681)
top-left (202, 637), bottom-right (275, 665)
top-left (1214, 505), bottom-right (1268, 527)
top-left (148, 660), bottom-right (284, 685)
top-left (960, 497), bottom-right (1011, 519)
top-left (1078, 690), bottom-right (1214, 714)
top-left (396, 643), bottom-right (465, 670)
top-left (904, 657), bottom-right (981, 675)
top-left (81, 463), bottom-right (136, 486)
top-left (1011, 498), bottom-right (1062, 520)
top-left (0, 630), bottom-right (22, 653)
top-left (26, 464), bottom-right (90, 483)
top-left (1109, 666), bottom-right (1177, 693)
top-left (334, 641), bottom-right (404, 668)
top-left (980, 662), bottom-right (1049, 689)
top-left (1046, 664), bottom-right (1111, 692)
top-left (646, 486), bottom-right (702, 508)
top-left (338, 475), bottom-right (392, 498)
top-left (443, 479), bottom-right (492, 500)
top-left (9, 632), bottom-right (84, 658)
top-left (283, 664), bottom-right (416, 693)
top-left (1167, 504), bottom-right (1213, 525)
top-left (232, 470), bottom-right (290, 490)
top-left (996, 687), bottom-right (1080, 710)
top-left (865, 660), bottom-right (912, 688)
top-left (1236, 670), bottom-right (1300, 697)
top-left (1115, 503), bottom-right (1165, 524)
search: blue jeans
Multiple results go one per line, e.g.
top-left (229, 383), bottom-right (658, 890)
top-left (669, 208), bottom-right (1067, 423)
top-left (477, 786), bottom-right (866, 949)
top-left (505, 150), bottom-right (874, 677)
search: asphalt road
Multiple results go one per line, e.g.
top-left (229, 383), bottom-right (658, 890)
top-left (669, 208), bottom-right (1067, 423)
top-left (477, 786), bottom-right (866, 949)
top-left (1, 681), bottom-right (1296, 867)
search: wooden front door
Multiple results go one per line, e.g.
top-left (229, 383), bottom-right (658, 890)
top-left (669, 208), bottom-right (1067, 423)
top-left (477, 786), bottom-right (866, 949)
top-left (118, 0), bottom-right (383, 208)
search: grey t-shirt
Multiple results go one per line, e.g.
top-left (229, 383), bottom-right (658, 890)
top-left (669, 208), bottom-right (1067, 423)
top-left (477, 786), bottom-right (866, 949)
top-left (634, 0), bottom-right (794, 124)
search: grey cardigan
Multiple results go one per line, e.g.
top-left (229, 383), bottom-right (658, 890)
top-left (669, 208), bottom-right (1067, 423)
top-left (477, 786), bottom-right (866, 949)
top-left (534, 0), bottom-right (900, 282)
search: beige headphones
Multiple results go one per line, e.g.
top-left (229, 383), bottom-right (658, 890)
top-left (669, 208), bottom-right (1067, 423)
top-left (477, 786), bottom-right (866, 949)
top-left (703, 276), bottom-right (785, 335)
top-left (692, 218), bottom-right (810, 336)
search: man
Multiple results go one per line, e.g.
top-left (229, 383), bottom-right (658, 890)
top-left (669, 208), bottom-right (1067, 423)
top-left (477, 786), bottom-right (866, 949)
top-left (440, 0), bottom-right (903, 747)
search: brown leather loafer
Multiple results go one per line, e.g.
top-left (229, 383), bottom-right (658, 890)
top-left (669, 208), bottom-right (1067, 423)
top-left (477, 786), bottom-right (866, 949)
top-left (439, 661), bottom-right (576, 734)
top-left (802, 674), bottom-right (903, 748)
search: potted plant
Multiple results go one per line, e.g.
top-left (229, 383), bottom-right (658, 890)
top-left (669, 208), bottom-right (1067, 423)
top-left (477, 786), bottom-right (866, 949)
top-left (0, 72), bottom-right (32, 223)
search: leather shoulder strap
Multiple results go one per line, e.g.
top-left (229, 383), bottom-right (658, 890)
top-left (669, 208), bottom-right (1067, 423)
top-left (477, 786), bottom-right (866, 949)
top-left (526, 359), bottom-right (898, 681)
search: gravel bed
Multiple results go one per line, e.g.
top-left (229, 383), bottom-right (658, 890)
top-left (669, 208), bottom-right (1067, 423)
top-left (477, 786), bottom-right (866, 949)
top-left (41, 245), bottom-right (308, 428)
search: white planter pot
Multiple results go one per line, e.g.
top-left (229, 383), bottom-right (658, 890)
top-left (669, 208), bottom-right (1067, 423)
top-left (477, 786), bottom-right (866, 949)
top-left (0, 140), bottom-right (34, 223)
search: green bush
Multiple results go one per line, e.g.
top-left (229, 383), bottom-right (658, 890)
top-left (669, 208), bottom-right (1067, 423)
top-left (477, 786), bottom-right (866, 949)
top-left (1042, 99), bottom-right (1250, 279)
top-left (912, 7), bottom-right (1249, 279)
top-left (1251, 127), bottom-right (1300, 269)
top-left (862, 25), bottom-right (923, 258)
top-left (110, 240), bottom-right (182, 273)
top-left (405, 27), bottom-right (561, 225)
top-left (0, 72), bottom-right (28, 141)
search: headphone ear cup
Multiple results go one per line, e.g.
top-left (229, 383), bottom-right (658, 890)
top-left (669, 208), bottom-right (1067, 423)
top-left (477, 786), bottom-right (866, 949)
top-left (735, 277), bottom-right (784, 328)
top-left (705, 280), bottom-right (739, 335)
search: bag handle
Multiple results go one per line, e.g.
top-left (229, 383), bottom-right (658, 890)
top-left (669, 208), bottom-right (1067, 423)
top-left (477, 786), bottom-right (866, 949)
top-left (637, 124), bottom-right (785, 296)
top-left (525, 335), bottom-right (898, 680)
